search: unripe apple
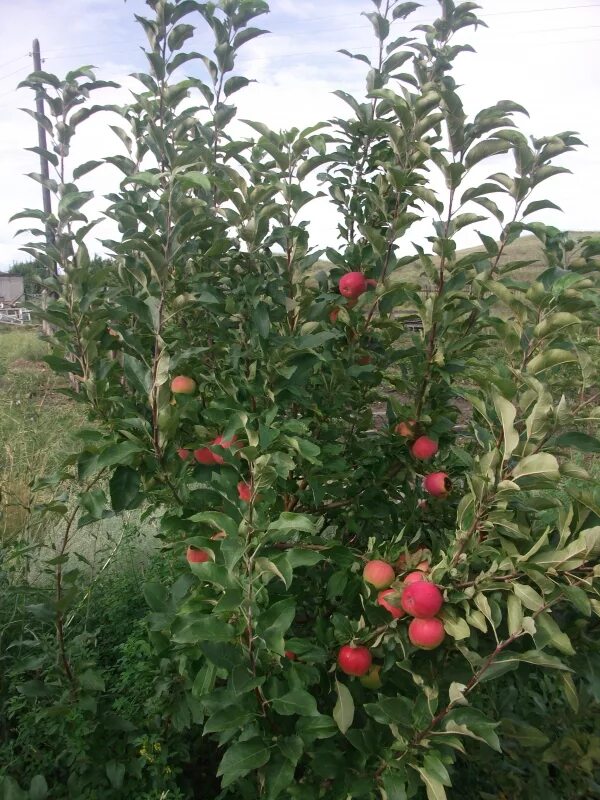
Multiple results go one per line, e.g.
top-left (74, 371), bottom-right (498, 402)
top-left (238, 481), bottom-right (252, 502)
top-left (377, 589), bottom-right (405, 619)
top-left (337, 644), bottom-right (372, 676)
top-left (186, 546), bottom-right (210, 564)
top-left (177, 448), bottom-right (191, 461)
top-left (401, 581), bottom-right (443, 618)
top-left (171, 375), bottom-right (196, 395)
top-left (284, 650), bottom-right (297, 661)
top-left (363, 560), bottom-right (395, 589)
top-left (423, 472), bottom-right (451, 498)
top-left (339, 271), bottom-right (367, 300)
top-left (359, 665), bottom-right (382, 689)
top-left (404, 571), bottom-right (426, 586)
top-left (329, 307), bottom-right (340, 323)
top-left (194, 447), bottom-right (217, 465)
top-left (408, 617), bottom-right (445, 649)
top-left (410, 436), bottom-right (438, 460)
top-left (394, 419), bottom-right (416, 438)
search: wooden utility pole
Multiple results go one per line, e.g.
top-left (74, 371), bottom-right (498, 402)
top-left (32, 40), bottom-right (53, 232)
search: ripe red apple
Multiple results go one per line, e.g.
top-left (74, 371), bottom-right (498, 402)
top-left (284, 650), bottom-right (297, 661)
top-left (186, 546), bottom-right (210, 564)
top-left (394, 419), bottom-right (416, 438)
top-left (410, 436), bottom-right (439, 460)
top-left (171, 375), bottom-right (196, 395)
top-left (404, 571), bottom-right (426, 586)
top-left (238, 481), bottom-right (252, 502)
top-left (194, 447), bottom-right (217, 465)
top-left (423, 472), bottom-right (451, 498)
top-left (363, 560), bottom-right (395, 589)
top-left (408, 617), bottom-right (445, 649)
top-left (177, 448), bottom-right (191, 461)
top-left (359, 665), bottom-right (382, 689)
top-left (337, 645), bottom-right (372, 676)
top-left (401, 582), bottom-right (443, 618)
top-left (339, 271), bottom-right (367, 300)
top-left (377, 589), bottom-right (405, 619)
top-left (329, 307), bottom-right (340, 323)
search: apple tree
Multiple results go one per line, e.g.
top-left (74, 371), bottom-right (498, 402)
top-left (12, 0), bottom-right (600, 797)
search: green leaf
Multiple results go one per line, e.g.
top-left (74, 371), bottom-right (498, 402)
top-left (143, 581), bottom-right (169, 612)
top-left (267, 513), bottom-right (315, 536)
top-left (109, 465), bottom-right (141, 511)
top-left (178, 170), bottom-right (211, 191)
top-left (272, 689), bottom-right (318, 717)
top-left (493, 394), bottom-right (519, 461)
top-left (204, 705), bottom-right (254, 734)
top-left (465, 139), bottom-right (511, 169)
top-left (526, 348), bottom-right (578, 375)
top-left (105, 761), bottom-right (125, 790)
top-left (73, 160), bottom-right (102, 180)
top-left (512, 453), bottom-right (560, 483)
top-left (96, 441), bottom-right (145, 469)
top-left (333, 681), bottom-right (354, 734)
top-left (444, 708), bottom-right (501, 752)
top-left (79, 669), bottom-right (105, 692)
top-left (553, 431), bottom-right (600, 453)
top-left (224, 76), bottom-right (252, 97)
top-left (417, 767), bottom-right (447, 800)
top-left (265, 755), bottom-right (297, 800)
top-left (512, 583), bottom-right (544, 612)
top-left (507, 594), bottom-right (523, 636)
top-left (217, 738), bottom-right (270, 788)
top-left (28, 775), bottom-right (48, 800)
top-left (173, 616), bottom-right (235, 643)
top-left (382, 772), bottom-right (408, 800)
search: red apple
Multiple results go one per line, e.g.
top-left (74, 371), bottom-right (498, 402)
top-left (401, 582), bottom-right (443, 618)
top-left (410, 436), bottom-right (439, 460)
top-left (194, 447), bottom-right (217, 465)
top-left (284, 650), bottom-right (297, 661)
top-left (408, 617), bottom-right (445, 649)
top-left (363, 560), bottom-right (395, 589)
top-left (337, 644), bottom-right (372, 676)
top-left (339, 272), bottom-right (367, 300)
top-left (171, 375), bottom-right (196, 395)
top-left (359, 665), bottom-right (382, 689)
top-left (238, 481), bottom-right (252, 502)
top-left (329, 307), bottom-right (340, 323)
top-left (394, 420), bottom-right (416, 438)
top-left (377, 589), bottom-right (405, 619)
top-left (404, 571), bottom-right (426, 586)
top-left (186, 546), bottom-right (210, 564)
top-left (177, 448), bottom-right (191, 461)
top-left (423, 472), bottom-right (451, 498)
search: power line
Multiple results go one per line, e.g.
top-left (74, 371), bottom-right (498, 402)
top-left (0, 65), bottom-right (30, 83)
top-left (0, 54), bottom-right (28, 70)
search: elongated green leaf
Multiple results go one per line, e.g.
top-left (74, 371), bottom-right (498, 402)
top-left (271, 689), bottom-right (318, 717)
top-left (333, 681), bottom-right (354, 734)
top-left (217, 738), bottom-right (270, 788)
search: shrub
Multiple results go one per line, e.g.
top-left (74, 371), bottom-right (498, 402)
top-left (5, 0), bottom-right (600, 797)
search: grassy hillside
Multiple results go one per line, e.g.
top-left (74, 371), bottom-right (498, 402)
top-left (314, 231), bottom-right (598, 283)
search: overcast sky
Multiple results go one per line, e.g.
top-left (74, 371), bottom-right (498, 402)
top-left (0, 0), bottom-right (599, 268)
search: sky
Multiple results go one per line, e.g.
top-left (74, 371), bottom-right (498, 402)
top-left (0, 0), bottom-right (599, 268)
